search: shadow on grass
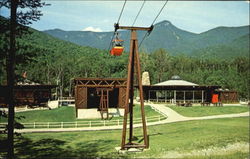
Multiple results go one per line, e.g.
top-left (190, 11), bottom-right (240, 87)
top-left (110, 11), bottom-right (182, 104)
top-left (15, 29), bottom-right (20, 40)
top-left (15, 138), bottom-right (69, 159)
top-left (0, 137), bottom-right (8, 156)
top-left (136, 132), bottom-right (163, 144)
top-left (0, 137), bottom-right (129, 159)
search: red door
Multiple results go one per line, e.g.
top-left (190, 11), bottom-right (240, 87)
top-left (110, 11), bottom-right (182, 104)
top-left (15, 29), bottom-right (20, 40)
top-left (212, 94), bottom-right (219, 103)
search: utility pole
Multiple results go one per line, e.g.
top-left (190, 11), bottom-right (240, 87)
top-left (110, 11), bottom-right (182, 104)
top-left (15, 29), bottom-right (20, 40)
top-left (7, 0), bottom-right (17, 158)
top-left (116, 23), bottom-right (153, 150)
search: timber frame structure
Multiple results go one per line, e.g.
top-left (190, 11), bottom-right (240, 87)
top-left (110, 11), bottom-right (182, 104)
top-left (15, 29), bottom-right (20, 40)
top-left (74, 78), bottom-right (127, 87)
top-left (115, 24), bottom-right (153, 150)
top-left (96, 88), bottom-right (113, 119)
top-left (74, 78), bottom-right (127, 118)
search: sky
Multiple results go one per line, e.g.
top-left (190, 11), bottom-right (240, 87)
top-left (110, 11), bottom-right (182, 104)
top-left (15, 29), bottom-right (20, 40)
top-left (0, 1), bottom-right (249, 33)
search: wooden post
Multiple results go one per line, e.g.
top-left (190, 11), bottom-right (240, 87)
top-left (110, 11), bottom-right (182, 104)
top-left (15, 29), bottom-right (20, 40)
top-left (193, 91), bottom-right (195, 103)
top-left (107, 90), bottom-right (109, 119)
top-left (202, 90), bottom-right (204, 103)
top-left (156, 90), bottom-right (159, 102)
top-left (134, 35), bottom-right (148, 148)
top-left (128, 33), bottom-right (135, 144)
top-left (165, 91), bottom-right (167, 102)
top-left (184, 91), bottom-right (186, 103)
top-left (174, 90), bottom-right (176, 104)
top-left (119, 24), bottom-right (152, 150)
top-left (97, 88), bottom-right (112, 120)
top-left (149, 90), bottom-right (151, 102)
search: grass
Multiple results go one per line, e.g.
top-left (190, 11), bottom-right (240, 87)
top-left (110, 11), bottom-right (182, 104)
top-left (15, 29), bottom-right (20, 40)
top-left (167, 106), bottom-right (249, 117)
top-left (0, 106), bottom-right (75, 123)
top-left (0, 105), bottom-right (160, 123)
top-left (0, 117), bottom-right (248, 158)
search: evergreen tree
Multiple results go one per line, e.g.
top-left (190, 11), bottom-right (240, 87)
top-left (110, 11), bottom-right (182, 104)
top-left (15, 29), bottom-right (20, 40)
top-left (0, 0), bottom-right (48, 158)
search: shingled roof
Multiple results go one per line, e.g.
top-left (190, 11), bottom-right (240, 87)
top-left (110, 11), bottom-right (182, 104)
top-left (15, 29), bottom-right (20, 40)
top-left (154, 75), bottom-right (198, 86)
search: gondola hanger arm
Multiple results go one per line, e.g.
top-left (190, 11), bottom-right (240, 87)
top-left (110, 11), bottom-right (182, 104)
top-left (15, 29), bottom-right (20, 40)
top-left (114, 23), bottom-right (153, 32)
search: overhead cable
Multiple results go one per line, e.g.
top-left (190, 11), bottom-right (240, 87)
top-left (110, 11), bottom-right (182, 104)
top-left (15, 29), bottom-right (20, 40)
top-left (131, 0), bottom-right (146, 26)
top-left (108, 0), bottom-right (127, 51)
top-left (139, 0), bottom-right (168, 49)
top-left (108, 32), bottom-right (116, 51)
top-left (151, 0), bottom-right (168, 26)
top-left (117, 0), bottom-right (127, 24)
top-left (139, 32), bottom-right (149, 48)
top-left (124, 0), bottom-right (146, 50)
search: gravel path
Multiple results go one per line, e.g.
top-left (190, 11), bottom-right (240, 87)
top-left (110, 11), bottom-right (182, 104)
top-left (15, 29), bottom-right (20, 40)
top-left (13, 103), bottom-right (249, 133)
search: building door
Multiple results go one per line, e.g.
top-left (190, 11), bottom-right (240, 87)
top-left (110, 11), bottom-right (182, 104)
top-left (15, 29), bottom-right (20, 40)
top-left (118, 87), bottom-right (126, 108)
top-left (75, 86), bottom-right (87, 109)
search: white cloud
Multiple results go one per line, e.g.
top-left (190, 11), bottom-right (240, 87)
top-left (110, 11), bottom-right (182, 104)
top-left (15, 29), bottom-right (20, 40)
top-left (82, 26), bottom-right (102, 32)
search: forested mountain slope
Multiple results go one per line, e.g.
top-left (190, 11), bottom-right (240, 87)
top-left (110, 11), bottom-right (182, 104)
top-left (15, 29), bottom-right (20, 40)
top-left (44, 20), bottom-right (249, 57)
top-left (0, 17), bottom-right (249, 98)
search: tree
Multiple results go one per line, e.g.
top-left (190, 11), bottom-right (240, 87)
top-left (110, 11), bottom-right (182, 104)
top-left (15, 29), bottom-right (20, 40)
top-left (151, 48), bottom-right (170, 83)
top-left (0, 0), bottom-right (48, 158)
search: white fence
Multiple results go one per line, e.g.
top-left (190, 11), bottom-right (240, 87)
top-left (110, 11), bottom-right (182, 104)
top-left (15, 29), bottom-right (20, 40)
top-left (0, 115), bottom-right (167, 129)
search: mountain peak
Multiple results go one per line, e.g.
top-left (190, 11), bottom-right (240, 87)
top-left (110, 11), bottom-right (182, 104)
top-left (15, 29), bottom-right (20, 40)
top-left (44, 28), bottom-right (64, 32)
top-left (53, 28), bottom-right (64, 31)
top-left (155, 20), bottom-right (173, 26)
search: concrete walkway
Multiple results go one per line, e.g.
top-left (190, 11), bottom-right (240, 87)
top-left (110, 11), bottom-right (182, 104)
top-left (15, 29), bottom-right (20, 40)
top-left (149, 103), bottom-right (249, 122)
top-left (14, 104), bottom-right (249, 133)
top-left (149, 104), bottom-right (187, 122)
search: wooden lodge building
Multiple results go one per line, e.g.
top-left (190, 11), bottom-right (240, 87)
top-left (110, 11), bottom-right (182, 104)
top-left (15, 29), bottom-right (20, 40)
top-left (74, 78), bottom-right (127, 118)
top-left (74, 76), bottom-right (238, 119)
top-left (0, 84), bottom-right (57, 107)
top-left (215, 89), bottom-right (238, 103)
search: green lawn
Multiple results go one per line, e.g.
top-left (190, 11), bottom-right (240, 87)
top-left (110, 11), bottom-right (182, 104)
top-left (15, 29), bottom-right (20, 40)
top-left (0, 106), bottom-right (75, 123)
top-left (167, 106), bottom-right (249, 117)
top-left (0, 117), bottom-right (248, 158)
top-left (0, 105), bottom-right (160, 123)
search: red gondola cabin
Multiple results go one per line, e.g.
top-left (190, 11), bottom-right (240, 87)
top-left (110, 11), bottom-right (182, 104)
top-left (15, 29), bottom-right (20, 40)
top-left (110, 35), bottom-right (124, 56)
top-left (110, 46), bottom-right (124, 56)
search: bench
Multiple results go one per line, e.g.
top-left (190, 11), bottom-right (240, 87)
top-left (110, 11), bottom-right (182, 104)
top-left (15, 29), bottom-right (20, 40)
top-left (213, 102), bottom-right (223, 107)
top-left (201, 102), bottom-right (210, 106)
top-left (176, 102), bottom-right (192, 107)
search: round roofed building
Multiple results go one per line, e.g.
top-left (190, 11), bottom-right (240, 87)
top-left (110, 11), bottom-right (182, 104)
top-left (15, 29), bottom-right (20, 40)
top-left (142, 76), bottom-right (220, 104)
